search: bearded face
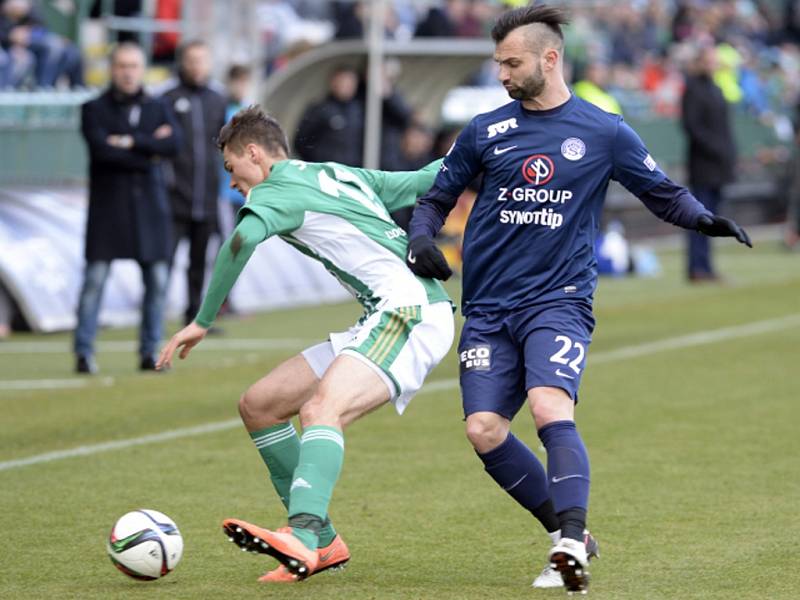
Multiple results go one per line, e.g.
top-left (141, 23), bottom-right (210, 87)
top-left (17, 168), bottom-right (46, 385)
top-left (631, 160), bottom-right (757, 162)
top-left (505, 60), bottom-right (546, 101)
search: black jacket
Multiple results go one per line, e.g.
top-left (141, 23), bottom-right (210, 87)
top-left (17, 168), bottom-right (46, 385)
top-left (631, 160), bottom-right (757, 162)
top-left (161, 79), bottom-right (227, 224)
top-left (81, 88), bottom-right (180, 262)
top-left (681, 74), bottom-right (737, 187)
top-left (294, 95), bottom-right (364, 166)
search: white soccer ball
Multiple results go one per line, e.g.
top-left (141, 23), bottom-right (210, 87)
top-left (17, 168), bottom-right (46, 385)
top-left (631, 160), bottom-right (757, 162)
top-left (106, 509), bottom-right (183, 580)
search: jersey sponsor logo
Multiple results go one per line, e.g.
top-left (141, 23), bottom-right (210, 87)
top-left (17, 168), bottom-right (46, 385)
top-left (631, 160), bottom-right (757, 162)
top-left (643, 153), bottom-right (657, 171)
top-left (521, 154), bottom-right (555, 186)
top-left (499, 208), bottom-right (563, 229)
top-left (460, 344), bottom-right (491, 371)
top-left (561, 137), bottom-right (586, 161)
top-left (385, 227), bottom-right (406, 240)
top-left (497, 187), bottom-right (572, 203)
top-left (486, 117), bottom-right (518, 138)
top-left (493, 145), bottom-right (517, 155)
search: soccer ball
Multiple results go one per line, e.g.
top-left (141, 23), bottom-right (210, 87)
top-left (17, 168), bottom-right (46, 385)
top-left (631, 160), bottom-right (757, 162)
top-left (106, 509), bottom-right (183, 580)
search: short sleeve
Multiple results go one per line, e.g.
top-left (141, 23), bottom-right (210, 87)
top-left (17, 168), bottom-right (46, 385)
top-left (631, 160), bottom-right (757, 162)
top-left (433, 119), bottom-right (482, 196)
top-left (611, 119), bottom-right (667, 196)
top-left (237, 183), bottom-right (304, 237)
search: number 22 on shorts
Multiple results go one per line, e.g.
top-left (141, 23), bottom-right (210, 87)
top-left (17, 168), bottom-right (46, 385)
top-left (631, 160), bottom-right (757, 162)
top-left (549, 335), bottom-right (584, 374)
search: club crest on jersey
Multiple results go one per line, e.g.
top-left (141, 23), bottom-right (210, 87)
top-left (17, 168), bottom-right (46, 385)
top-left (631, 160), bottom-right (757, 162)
top-left (486, 118), bottom-right (518, 139)
top-left (561, 137), bottom-right (586, 161)
top-left (521, 154), bottom-right (555, 186)
top-left (460, 345), bottom-right (491, 371)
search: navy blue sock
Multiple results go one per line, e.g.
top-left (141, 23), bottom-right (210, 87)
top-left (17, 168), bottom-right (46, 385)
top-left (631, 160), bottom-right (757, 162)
top-left (477, 433), bottom-right (559, 532)
top-left (538, 420), bottom-right (590, 540)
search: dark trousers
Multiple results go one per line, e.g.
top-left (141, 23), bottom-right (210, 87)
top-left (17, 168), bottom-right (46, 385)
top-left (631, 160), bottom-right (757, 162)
top-left (171, 219), bottom-right (216, 323)
top-left (687, 186), bottom-right (721, 277)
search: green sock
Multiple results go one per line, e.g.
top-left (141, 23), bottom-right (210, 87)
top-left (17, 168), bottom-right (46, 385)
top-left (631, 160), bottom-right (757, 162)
top-left (288, 426), bottom-right (345, 550)
top-left (249, 423), bottom-right (339, 546)
top-left (249, 423), bottom-right (300, 509)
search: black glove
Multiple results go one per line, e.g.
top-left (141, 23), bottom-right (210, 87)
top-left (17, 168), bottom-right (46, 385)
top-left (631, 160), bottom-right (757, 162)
top-left (406, 236), bottom-right (453, 281)
top-left (696, 214), bottom-right (752, 248)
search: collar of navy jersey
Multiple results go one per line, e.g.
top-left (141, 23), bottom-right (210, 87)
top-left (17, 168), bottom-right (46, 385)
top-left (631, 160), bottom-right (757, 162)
top-left (516, 93), bottom-right (576, 118)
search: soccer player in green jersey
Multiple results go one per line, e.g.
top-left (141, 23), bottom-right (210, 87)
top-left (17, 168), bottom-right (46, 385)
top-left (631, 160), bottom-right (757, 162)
top-left (156, 106), bottom-right (454, 582)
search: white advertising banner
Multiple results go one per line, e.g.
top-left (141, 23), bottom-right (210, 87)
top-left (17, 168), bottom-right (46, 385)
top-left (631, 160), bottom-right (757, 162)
top-left (0, 187), bottom-right (349, 333)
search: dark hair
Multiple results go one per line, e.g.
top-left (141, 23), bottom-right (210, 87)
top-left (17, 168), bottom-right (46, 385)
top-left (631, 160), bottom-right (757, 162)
top-left (491, 4), bottom-right (570, 44)
top-left (217, 105), bottom-right (289, 157)
top-left (176, 39), bottom-right (208, 64)
top-left (227, 64), bottom-right (252, 81)
top-left (330, 63), bottom-right (360, 78)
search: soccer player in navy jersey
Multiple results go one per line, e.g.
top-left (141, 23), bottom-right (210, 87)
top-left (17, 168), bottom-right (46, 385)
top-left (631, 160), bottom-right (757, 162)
top-left (407, 4), bottom-right (751, 594)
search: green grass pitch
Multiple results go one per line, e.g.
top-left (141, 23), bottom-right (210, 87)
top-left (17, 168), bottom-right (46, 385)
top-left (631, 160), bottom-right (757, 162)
top-left (1, 239), bottom-right (798, 599)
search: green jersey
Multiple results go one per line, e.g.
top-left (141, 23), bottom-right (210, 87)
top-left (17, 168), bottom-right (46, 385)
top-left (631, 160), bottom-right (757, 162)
top-left (194, 159), bottom-right (450, 327)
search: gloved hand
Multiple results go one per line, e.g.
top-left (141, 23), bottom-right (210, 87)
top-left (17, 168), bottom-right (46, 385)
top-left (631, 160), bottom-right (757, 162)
top-left (696, 214), bottom-right (752, 248)
top-left (406, 236), bottom-right (453, 280)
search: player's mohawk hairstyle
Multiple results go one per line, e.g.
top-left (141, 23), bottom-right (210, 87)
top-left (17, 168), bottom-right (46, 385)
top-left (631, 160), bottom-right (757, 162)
top-left (217, 105), bottom-right (289, 157)
top-left (491, 3), bottom-right (570, 44)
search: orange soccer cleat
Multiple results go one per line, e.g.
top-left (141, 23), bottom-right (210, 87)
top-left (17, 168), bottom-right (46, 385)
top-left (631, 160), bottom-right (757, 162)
top-left (258, 534), bottom-right (351, 583)
top-left (222, 518), bottom-right (318, 579)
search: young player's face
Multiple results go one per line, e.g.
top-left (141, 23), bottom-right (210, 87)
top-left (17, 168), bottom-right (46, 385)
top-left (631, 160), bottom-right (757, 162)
top-left (494, 28), bottom-right (547, 101)
top-left (223, 145), bottom-right (267, 198)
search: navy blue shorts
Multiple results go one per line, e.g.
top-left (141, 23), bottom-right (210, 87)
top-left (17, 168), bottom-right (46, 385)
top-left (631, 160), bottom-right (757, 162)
top-left (459, 300), bottom-right (595, 420)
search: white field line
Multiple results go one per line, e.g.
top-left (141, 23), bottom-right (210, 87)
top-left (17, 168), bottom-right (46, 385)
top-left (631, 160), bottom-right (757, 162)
top-left (0, 420), bottom-right (241, 471)
top-left (0, 338), bottom-right (313, 354)
top-left (0, 377), bottom-right (115, 391)
top-left (1, 313), bottom-right (798, 473)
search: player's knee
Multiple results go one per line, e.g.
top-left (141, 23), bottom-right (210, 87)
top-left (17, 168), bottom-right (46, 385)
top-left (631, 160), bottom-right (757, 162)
top-left (465, 413), bottom-right (509, 453)
top-left (238, 386), bottom-right (281, 426)
top-left (238, 388), bottom-right (260, 424)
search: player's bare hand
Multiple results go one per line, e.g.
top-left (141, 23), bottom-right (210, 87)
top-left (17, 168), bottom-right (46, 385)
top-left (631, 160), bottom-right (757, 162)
top-left (156, 322), bottom-right (208, 370)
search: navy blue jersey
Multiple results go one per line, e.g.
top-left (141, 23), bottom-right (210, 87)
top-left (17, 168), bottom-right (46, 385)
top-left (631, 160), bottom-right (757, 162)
top-left (415, 95), bottom-right (708, 315)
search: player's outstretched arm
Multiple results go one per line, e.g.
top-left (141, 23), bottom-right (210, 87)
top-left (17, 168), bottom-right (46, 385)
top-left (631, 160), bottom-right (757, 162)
top-left (696, 214), bottom-right (752, 247)
top-left (636, 178), bottom-right (752, 248)
top-left (156, 213), bottom-right (268, 370)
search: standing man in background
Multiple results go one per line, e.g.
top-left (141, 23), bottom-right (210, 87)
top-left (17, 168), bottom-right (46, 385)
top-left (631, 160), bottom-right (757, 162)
top-left (219, 64), bottom-right (253, 233)
top-left (75, 42), bottom-right (180, 373)
top-left (162, 40), bottom-right (227, 325)
top-left (681, 44), bottom-right (737, 282)
top-left (294, 65), bottom-right (364, 166)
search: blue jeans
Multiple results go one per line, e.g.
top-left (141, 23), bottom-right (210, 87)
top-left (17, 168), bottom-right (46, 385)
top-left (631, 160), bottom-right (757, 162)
top-left (687, 186), bottom-right (721, 277)
top-left (74, 260), bottom-right (169, 359)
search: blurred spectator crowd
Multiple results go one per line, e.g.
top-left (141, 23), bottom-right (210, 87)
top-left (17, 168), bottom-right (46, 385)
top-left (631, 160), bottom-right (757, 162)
top-left (2, 0), bottom-right (800, 129)
top-left (261, 0), bottom-right (800, 125)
